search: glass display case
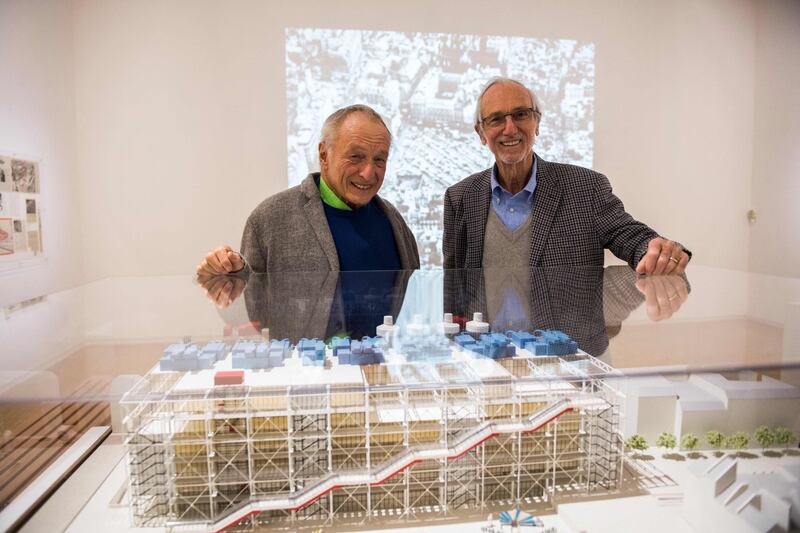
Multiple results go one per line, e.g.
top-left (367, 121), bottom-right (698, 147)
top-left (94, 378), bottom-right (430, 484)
top-left (1, 266), bottom-right (798, 532)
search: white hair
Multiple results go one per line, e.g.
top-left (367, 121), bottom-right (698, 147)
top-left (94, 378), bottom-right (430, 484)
top-left (473, 77), bottom-right (542, 126)
top-left (319, 104), bottom-right (392, 149)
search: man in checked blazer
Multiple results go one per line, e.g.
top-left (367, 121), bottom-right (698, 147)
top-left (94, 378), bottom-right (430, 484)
top-left (443, 78), bottom-right (690, 275)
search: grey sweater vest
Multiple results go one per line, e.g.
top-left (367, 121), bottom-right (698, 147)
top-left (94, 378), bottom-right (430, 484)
top-left (482, 208), bottom-right (533, 268)
top-left (481, 209), bottom-right (534, 331)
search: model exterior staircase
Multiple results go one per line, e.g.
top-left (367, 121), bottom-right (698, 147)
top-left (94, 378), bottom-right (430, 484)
top-left (179, 399), bottom-right (575, 532)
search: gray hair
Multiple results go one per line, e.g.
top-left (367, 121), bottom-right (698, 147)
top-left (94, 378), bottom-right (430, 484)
top-left (319, 104), bottom-right (393, 149)
top-left (473, 77), bottom-right (542, 126)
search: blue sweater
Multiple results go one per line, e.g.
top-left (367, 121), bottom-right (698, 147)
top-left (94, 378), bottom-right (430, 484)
top-left (321, 198), bottom-right (402, 339)
top-left (321, 200), bottom-right (401, 271)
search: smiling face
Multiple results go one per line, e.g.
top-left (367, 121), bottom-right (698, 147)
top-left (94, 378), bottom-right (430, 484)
top-left (318, 112), bottom-right (391, 209)
top-left (475, 82), bottom-right (540, 168)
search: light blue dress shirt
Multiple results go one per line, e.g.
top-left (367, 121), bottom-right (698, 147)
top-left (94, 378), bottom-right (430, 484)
top-left (490, 154), bottom-right (538, 231)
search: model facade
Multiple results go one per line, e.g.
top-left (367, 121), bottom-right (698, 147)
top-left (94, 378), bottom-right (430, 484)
top-left (121, 326), bottom-right (623, 531)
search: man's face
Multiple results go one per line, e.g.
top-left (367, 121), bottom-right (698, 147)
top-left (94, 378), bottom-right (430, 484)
top-left (475, 82), bottom-right (540, 166)
top-left (319, 113), bottom-right (390, 209)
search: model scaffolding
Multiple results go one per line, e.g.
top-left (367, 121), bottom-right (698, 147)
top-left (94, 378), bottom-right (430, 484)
top-left (121, 324), bottom-right (623, 531)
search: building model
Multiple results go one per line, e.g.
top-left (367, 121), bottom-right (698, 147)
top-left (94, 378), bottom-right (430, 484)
top-left (121, 316), bottom-right (623, 532)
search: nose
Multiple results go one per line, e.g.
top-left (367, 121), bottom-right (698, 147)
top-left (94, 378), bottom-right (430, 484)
top-left (501, 115), bottom-right (518, 135)
top-left (359, 161), bottom-right (377, 180)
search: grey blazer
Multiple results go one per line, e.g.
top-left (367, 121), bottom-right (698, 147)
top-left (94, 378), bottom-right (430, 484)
top-left (241, 173), bottom-right (420, 272)
top-left (443, 155), bottom-right (660, 270)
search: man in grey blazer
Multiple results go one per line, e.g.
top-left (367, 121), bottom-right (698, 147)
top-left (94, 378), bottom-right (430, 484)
top-left (443, 78), bottom-right (690, 275)
top-left (197, 104), bottom-right (419, 275)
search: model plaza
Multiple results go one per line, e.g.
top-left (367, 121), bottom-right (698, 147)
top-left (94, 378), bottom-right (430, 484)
top-left (121, 314), bottom-right (623, 531)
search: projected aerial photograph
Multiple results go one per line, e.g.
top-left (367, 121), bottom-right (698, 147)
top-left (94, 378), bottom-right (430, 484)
top-left (286, 29), bottom-right (595, 266)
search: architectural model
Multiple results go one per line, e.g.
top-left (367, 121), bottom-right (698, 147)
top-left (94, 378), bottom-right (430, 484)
top-left (121, 315), bottom-right (623, 531)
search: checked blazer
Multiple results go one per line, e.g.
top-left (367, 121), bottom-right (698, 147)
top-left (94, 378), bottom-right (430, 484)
top-left (443, 155), bottom-right (659, 270)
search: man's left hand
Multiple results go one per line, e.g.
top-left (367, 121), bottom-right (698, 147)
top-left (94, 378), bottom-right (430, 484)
top-left (635, 237), bottom-right (689, 275)
top-left (635, 275), bottom-right (689, 321)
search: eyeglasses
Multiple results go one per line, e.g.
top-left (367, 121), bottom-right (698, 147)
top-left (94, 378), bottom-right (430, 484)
top-left (480, 107), bottom-right (540, 129)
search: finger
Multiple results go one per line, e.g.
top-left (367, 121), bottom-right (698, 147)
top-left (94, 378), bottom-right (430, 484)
top-left (653, 276), bottom-right (675, 320)
top-left (674, 275), bottom-right (689, 302)
top-left (205, 278), bottom-right (224, 302)
top-left (675, 251), bottom-right (690, 274)
top-left (636, 239), bottom-right (661, 274)
top-left (213, 246), bottom-right (235, 273)
top-left (196, 257), bottom-right (209, 275)
top-left (662, 243), bottom-right (683, 275)
top-left (196, 257), bottom-right (218, 276)
top-left (196, 272), bottom-right (215, 289)
top-left (653, 240), bottom-right (675, 276)
top-left (228, 251), bottom-right (244, 272)
top-left (229, 277), bottom-right (245, 302)
top-left (662, 275), bottom-right (689, 314)
top-left (219, 280), bottom-right (233, 308)
top-left (200, 251), bottom-right (224, 275)
top-left (652, 276), bottom-right (669, 308)
top-left (638, 279), bottom-right (662, 320)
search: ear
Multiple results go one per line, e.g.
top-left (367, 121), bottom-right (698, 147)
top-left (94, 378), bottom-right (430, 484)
top-left (318, 142), bottom-right (328, 168)
top-left (474, 124), bottom-right (486, 145)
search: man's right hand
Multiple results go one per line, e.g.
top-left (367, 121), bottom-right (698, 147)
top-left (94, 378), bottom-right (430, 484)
top-left (196, 245), bottom-right (245, 276)
top-left (196, 273), bottom-right (246, 309)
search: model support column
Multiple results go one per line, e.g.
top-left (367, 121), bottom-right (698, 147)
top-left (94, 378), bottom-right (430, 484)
top-left (326, 384), bottom-right (333, 519)
top-left (286, 386), bottom-right (296, 522)
top-left (441, 385), bottom-right (448, 513)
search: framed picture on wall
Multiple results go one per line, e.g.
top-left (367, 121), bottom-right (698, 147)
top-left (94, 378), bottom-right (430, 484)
top-left (0, 152), bottom-right (44, 272)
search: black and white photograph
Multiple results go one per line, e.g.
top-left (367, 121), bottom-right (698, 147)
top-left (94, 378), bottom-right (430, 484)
top-left (0, 192), bottom-right (6, 216)
top-left (0, 157), bottom-right (11, 192)
top-left (286, 28), bottom-right (594, 265)
top-left (11, 159), bottom-right (39, 194)
top-left (25, 198), bottom-right (36, 213)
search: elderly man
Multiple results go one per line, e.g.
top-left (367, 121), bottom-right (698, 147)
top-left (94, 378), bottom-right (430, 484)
top-left (443, 78), bottom-right (690, 275)
top-left (197, 104), bottom-right (419, 274)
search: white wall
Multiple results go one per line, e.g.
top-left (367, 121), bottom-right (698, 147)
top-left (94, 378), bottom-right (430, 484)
top-left (69, 0), bottom-right (765, 280)
top-left (0, 0), bottom-right (83, 305)
top-left (749, 0), bottom-right (800, 277)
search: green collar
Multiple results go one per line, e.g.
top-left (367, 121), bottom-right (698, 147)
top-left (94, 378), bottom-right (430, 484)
top-left (319, 175), bottom-right (352, 211)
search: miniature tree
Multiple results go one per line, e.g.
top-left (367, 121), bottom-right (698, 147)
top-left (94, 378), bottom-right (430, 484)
top-left (774, 426), bottom-right (796, 449)
top-left (655, 432), bottom-right (677, 450)
top-left (681, 433), bottom-right (700, 451)
top-left (753, 426), bottom-right (775, 450)
top-left (706, 430), bottom-right (725, 451)
top-left (625, 434), bottom-right (648, 453)
top-left (725, 431), bottom-right (750, 451)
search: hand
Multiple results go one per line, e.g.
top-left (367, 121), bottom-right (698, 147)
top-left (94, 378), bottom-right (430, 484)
top-left (635, 237), bottom-right (689, 275)
top-left (196, 245), bottom-right (244, 275)
top-left (197, 273), bottom-right (245, 309)
top-left (635, 275), bottom-right (689, 321)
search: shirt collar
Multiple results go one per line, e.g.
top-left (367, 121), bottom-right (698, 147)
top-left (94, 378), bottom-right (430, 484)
top-left (319, 174), bottom-right (353, 211)
top-left (490, 152), bottom-right (538, 196)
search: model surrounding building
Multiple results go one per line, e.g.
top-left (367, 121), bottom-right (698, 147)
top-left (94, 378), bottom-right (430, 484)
top-left (619, 373), bottom-right (800, 443)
